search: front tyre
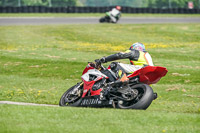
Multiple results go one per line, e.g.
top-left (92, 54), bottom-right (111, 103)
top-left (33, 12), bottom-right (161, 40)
top-left (99, 17), bottom-right (106, 23)
top-left (117, 84), bottom-right (154, 110)
top-left (59, 82), bottom-right (83, 106)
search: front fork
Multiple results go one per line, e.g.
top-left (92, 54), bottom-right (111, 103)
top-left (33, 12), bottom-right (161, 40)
top-left (77, 82), bottom-right (84, 97)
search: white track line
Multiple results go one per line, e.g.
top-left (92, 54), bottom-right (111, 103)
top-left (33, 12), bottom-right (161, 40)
top-left (0, 101), bottom-right (59, 107)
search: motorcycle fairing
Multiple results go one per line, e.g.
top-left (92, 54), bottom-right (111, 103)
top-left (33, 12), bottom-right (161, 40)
top-left (81, 69), bottom-right (108, 82)
top-left (82, 64), bottom-right (95, 75)
top-left (81, 66), bottom-right (108, 97)
top-left (81, 79), bottom-right (102, 97)
top-left (128, 66), bottom-right (168, 85)
top-left (106, 12), bottom-right (110, 16)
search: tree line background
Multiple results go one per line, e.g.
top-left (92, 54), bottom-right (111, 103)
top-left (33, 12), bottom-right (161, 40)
top-left (0, 0), bottom-right (199, 8)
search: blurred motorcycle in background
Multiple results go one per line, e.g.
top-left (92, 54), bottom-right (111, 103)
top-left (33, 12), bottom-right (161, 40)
top-left (99, 6), bottom-right (121, 23)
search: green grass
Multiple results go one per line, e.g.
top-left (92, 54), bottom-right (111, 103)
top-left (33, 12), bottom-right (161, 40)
top-left (0, 13), bottom-right (200, 17)
top-left (0, 105), bottom-right (199, 133)
top-left (0, 23), bottom-right (200, 132)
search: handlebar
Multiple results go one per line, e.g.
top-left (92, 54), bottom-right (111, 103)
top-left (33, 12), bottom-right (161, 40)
top-left (88, 60), bottom-right (105, 71)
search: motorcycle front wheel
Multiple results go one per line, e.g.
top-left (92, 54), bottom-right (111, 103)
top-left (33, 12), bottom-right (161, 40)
top-left (99, 17), bottom-right (106, 23)
top-left (116, 84), bottom-right (154, 110)
top-left (59, 82), bottom-right (83, 106)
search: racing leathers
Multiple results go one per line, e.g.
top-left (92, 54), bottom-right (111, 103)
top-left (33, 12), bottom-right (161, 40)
top-left (107, 8), bottom-right (121, 23)
top-left (98, 49), bottom-right (154, 100)
top-left (100, 49), bottom-right (154, 74)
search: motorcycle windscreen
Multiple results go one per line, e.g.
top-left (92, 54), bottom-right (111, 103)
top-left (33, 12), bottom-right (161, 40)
top-left (128, 66), bottom-right (168, 85)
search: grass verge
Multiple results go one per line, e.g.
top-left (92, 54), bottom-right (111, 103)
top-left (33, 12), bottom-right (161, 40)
top-left (0, 104), bottom-right (199, 133)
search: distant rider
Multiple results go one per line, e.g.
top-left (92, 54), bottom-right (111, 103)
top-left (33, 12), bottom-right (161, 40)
top-left (107, 6), bottom-right (121, 23)
top-left (96, 42), bottom-right (154, 76)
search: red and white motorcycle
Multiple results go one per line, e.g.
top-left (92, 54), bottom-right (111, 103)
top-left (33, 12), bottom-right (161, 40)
top-left (59, 61), bottom-right (168, 110)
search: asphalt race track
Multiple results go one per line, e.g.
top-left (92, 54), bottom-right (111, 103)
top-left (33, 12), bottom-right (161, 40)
top-left (0, 17), bottom-right (200, 25)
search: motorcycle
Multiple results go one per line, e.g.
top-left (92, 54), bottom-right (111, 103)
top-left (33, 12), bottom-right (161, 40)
top-left (99, 12), bottom-right (120, 23)
top-left (59, 61), bottom-right (168, 110)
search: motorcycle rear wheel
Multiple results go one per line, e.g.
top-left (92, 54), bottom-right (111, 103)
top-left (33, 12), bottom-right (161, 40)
top-left (59, 82), bottom-right (83, 106)
top-left (116, 84), bottom-right (154, 110)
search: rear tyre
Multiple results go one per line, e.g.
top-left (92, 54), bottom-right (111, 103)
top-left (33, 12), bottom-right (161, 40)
top-left (116, 84), bottom-right (154, 110)
top-left (59, 82), bottom-right (83, 106)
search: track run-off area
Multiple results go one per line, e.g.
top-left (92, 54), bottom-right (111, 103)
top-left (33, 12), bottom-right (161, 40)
top-left (0, 17), bottom-right (200, 25)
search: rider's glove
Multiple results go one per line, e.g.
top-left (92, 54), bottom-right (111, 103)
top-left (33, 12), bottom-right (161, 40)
top-left (95, 59), bottom-right (99, 63)
top-left (100, 57), bottom-right (106, 63)
top-left (95, 57), bottom-right (106, 64)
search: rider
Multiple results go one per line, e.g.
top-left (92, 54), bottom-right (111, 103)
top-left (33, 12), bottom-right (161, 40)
top-left (96, 42), bottom-right (154, 77)
top-left (97, 42), bottom-right (154, 100)
top-left (107, 6), bottom-right (121, 23)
